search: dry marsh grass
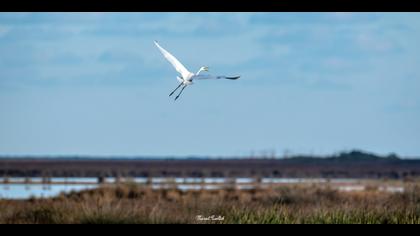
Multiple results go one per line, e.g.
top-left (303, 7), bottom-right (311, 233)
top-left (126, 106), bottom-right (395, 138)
top-left (1, 183), bottom-right (420, 224)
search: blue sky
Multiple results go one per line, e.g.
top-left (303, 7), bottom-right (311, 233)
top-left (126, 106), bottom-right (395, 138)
top-left (0, 13), bottom-right (419, 158)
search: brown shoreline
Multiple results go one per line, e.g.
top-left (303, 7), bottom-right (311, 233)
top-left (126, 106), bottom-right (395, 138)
top-left (1, 155), bottom-right (420, 178)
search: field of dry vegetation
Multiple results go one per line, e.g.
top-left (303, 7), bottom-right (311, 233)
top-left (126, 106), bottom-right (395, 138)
top-left (1, 182), bottom-right (420, 224)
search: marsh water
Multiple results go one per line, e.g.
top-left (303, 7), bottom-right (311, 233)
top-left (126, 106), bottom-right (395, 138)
top-left (0, 177), bottom-right (404, 199)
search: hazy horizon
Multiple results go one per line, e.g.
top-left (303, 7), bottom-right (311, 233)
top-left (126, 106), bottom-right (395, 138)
top-left (1, 13), bottom-right (419, 158)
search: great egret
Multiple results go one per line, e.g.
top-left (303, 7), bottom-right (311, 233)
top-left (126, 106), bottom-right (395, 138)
top-left (154, 41), bottom-right (240, 101)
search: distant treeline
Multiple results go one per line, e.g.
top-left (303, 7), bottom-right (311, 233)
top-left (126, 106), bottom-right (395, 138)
top-left (0, 150), bottom-right (419, 179)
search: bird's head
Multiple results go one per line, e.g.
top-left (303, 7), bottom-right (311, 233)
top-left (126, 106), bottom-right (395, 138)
top-left (196, 66), bottom-right (209, 75)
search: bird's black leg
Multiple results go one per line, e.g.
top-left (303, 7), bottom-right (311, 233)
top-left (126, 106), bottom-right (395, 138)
top-left (175, 85), bottom-right (187, 101)
top-left (169, 83), bottom-right (183, 97)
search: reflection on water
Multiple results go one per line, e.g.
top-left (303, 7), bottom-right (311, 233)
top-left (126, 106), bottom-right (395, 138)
top-left (338, 185), bottom-right (366, 192)
top-left (0, 184), bottom-right (97, 199)
top-left (0, 177), bottom-right (406, 200)
top-left (378, 186), bottom-right (405, 193)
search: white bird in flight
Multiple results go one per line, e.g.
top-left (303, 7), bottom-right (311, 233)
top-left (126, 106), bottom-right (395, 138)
top-left (154, 41), bottom-right (240, 101)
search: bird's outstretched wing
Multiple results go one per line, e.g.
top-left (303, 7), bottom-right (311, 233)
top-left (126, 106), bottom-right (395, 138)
top-left (193, 75), bottom-right (240, 80)
top-left (154, 41), bottom-right (191, 79)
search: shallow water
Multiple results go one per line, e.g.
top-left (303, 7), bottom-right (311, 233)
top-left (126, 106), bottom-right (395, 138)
top-left (0, 184), bottom-right (97, 199)
top-left (0, 177), bottom-right (405, 199)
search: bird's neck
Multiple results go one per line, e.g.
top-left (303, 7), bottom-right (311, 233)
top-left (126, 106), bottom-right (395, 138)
top-left (196, 68), bottom-right (204, 75)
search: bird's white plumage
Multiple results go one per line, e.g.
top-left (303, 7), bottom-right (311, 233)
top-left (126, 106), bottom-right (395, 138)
top-left (154, 40), bottom-right (240, 100)
top-left (154, 41), bottom-right (192, 79)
